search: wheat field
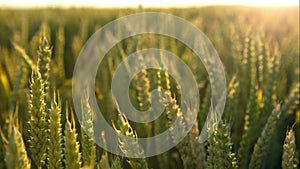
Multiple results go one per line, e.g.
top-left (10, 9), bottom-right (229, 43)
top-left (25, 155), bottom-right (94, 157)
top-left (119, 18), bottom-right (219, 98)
top-left (0, 6), bottom-right (299, 169)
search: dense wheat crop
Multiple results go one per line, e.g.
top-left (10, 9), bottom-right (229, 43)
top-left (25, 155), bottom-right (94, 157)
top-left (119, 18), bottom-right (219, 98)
top-left (0, 6), bottom-right (299, 169)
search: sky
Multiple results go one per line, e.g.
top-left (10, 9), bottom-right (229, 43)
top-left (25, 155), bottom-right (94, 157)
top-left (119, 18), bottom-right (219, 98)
top-left (0, 0), bottom-right (299, 8)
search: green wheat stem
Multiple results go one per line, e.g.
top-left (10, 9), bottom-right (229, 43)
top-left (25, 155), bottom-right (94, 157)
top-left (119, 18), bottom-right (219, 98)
top-left (238, 76), bottom-right (260, 168)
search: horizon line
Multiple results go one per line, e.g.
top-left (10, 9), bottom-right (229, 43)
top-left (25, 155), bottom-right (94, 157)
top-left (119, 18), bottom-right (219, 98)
top-left (0, 3), bottom-right (299, 10)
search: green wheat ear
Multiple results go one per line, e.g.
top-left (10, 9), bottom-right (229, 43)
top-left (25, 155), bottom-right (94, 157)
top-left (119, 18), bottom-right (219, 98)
top-left (28, 70), bottom-right (48, 168)
top-left (207, 122), bottom-right (238, 169)
top-left (3, 110), bottom-right (31, 169)
top-left (47, 91), bottom-right (63, 169)
top-left (9, 60), bottom-right (29, 110)
top-left (29, 22), bottom-right (51, 57)
top-left (249, 104), bottom-right (281, 169)
top-left (80, 93), bottom-right (96, 168)
top-left (64, 108), bottom-right (82, 169)
top-left (263, 50), bottom-right (280, 113)
top-left (134, 55), bottom-right (151, 111)
top-left (11, 41), bottom-right (36, 70)
top-left (160, 68), bottom-right (171, 94)
top-left (112, 110), bottom-right (148, 169)
top-left (54, 24), bottom-right (65, 81)
top-left (5, 126), bottom-right (31, 169)
top-left (223, 74), bottom-right (239, 122)
top-left (37, 36), bottom-right (52, 95)
top-left (282, 128), bottom-right (298, 169)
top-left (164, 94), bottom-right (194, 169)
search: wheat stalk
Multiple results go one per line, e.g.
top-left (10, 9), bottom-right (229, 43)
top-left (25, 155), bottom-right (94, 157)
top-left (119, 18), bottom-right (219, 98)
top-left (238, 76), bottom-right (260, 168)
